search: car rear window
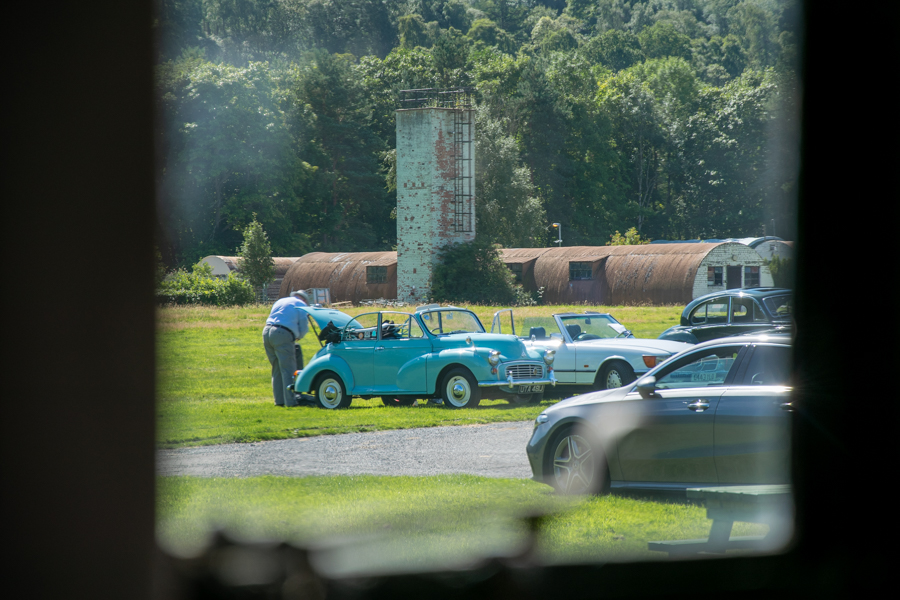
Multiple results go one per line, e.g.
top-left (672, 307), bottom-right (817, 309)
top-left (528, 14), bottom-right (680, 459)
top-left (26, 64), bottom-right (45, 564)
top-left (763, 295), bottom-right (793, 321)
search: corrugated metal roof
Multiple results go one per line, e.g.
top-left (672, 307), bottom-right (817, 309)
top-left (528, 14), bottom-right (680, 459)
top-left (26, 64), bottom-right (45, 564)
top-left (499, 247), bottom-right (553, 264)
top-left (533, 244), bottom-right (726, 305)
top-left (279, 252), bottom-right (398, 303)
top-left (211, 256), bottom-right (301, 277)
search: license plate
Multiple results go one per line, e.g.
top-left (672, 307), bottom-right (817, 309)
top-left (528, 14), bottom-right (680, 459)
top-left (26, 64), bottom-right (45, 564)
top-left (517, 385), bottom-right (544, 393)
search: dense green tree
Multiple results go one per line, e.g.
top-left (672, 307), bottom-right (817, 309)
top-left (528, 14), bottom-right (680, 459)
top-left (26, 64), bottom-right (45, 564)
top-left (237, 214), bottom-right (276, 299)
top-left (530, 15), bottom-right (580, 52)
top-left (432, 27), bottom-right (472, 86)
top-left (597, 70), bottom-right (667, 234)
top-left (467, 18), bottom-right (517, 53)
top-left (302, 0), bottom-right (400, 58)
top-left (154, 0), bottom-right (209, 61)
top-left (398, 13), bottom-right (433, 48)
top-left (583, 29), bottom-right (644, 71)
top-left (726, 0), bottom-right (779, 68)
top-left (566, 0), bottom-right (628, 32)
top-left (638, 20), bottom-right (692, 60)
top-left (156, 59), bottom-right (307, 265)
top-left (293, 51), bottom-right (394, 250)
top-left (475, 109), bottom-right (545, 248)
top-left (406, 0), bottom-right (471, 31)
top-left (672, 70), bottom-right (777, 238)
top-left (358, 46), bottom-right (439, 147)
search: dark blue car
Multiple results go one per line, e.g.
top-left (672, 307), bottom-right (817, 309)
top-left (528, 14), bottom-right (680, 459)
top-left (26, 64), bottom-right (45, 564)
top-left (658, 288), bottom-right (792, 344)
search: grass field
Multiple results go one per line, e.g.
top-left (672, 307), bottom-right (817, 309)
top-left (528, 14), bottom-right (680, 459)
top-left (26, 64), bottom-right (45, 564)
top-left (157, 304), bottom-right (682, 448)
top-left (157, 475), bottom-right (768, 574)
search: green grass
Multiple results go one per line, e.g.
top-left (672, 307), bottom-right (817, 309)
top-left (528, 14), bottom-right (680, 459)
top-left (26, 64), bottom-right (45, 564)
top-left (157, 475), bottom-right (768, 573)
top-left (157, 304), bottom-right (682, 448)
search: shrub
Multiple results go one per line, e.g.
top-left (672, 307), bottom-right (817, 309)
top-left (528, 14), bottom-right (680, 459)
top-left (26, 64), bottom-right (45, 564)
top-left (157, 262), bottom-right (256, 306)
top-left (432, 239), bottom-right (520, 305)
top-left (608, 227), bottom-right (650, 245)
top-left (763, 256), bottom-right (794, 288)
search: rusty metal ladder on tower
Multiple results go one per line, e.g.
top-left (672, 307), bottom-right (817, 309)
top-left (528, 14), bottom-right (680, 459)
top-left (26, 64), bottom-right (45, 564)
top-left (452, 105), bottom-right (474, 233)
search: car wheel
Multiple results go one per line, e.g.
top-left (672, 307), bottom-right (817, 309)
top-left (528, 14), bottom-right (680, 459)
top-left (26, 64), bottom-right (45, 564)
top-left (381, 396), bottom-right (417, 407)
top-left (597, 360), bottom-right (636, 390)
top-left (440, 368), bottom-right (481, 409)
top-left (547, 427), bottom-right (609, 495)
top-left (313, 372), bottom-right (351, 409)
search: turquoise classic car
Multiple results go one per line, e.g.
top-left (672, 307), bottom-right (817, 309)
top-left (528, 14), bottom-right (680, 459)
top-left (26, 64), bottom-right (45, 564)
top-left (290, 304), bottom-right (557, 409)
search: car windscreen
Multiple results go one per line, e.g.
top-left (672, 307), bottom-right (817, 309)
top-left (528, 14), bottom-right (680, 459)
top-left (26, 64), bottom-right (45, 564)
top-left (419, 310), bottom-right (484, 335)
top-left (559, 315), bottom-right (627, 340)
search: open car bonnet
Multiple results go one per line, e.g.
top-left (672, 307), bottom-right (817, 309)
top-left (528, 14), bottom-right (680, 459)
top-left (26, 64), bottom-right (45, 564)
top-left (297, 306), bottom-right (357, 330)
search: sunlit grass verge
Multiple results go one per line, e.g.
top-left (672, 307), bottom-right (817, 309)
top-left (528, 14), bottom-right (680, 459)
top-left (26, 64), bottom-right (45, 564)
top-left (157, 305), bottom-right (682, 448)
top-left (157, 475), bottom-right (767, 575)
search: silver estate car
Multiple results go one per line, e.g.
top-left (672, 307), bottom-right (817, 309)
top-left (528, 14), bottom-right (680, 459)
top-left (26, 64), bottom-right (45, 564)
top-left (526, 334), bottom-right (793, 494)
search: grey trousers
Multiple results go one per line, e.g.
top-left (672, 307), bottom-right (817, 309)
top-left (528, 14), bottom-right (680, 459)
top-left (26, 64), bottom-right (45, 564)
top-left (263, 325), bottom-right (300, 407)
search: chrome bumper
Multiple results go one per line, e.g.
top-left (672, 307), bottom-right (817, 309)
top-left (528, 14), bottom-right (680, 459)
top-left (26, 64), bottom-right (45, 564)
top-left (478, 371), bottom-right (557, 388)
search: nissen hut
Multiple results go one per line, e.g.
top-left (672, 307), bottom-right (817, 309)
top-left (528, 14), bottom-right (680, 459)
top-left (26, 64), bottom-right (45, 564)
top-left (276, 242), bottom-right (772, 306)
top-left (502, 242), bottom-right (773, 305)
top-left (278, 252), bottom-right (397, 304)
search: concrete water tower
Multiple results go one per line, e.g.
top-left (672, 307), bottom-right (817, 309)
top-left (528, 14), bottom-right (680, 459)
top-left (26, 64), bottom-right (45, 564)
top-left (395, 88), bottom-right (475, 303)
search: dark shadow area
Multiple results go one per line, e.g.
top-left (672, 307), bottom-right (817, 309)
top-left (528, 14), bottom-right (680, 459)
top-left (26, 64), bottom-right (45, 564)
top-left (5, 1), bottom-right (890, 598)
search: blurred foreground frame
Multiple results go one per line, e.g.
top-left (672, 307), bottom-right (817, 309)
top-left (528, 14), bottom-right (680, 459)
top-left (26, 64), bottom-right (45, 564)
top-left (5, 1), bottom-right (887, 598)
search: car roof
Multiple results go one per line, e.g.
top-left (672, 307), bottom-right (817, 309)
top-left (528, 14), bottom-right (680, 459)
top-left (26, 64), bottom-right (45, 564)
top-left (682, 287), bottom-right (792, 313)
top-left (415, 304), bottom-right (465, 313)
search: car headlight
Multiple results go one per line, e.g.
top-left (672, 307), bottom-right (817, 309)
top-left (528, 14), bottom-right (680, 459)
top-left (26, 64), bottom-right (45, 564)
top-left (543, 350), bottom-right (555, 365)
top-left (488, 350), bottom-right (501, 366)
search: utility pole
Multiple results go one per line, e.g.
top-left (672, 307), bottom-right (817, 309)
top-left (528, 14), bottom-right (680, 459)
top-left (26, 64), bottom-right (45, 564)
top-left (552, 223), bottom-right (562, 246)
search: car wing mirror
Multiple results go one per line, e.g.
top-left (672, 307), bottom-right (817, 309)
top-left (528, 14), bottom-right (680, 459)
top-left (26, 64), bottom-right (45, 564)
top-left (636, 376), bottom-right (658, 399)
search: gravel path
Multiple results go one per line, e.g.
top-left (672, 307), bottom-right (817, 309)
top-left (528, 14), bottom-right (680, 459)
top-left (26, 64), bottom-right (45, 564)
top-left (157, 421), bottom-right (535, 479)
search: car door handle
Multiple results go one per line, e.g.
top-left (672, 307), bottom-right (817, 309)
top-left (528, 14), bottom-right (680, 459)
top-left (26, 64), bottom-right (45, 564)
top-left (779, 402), bottom-right (794, 412)
top-left (375, 346), bottom-right (385, 351)
top-left (687, 400), bottom-right (710, 412)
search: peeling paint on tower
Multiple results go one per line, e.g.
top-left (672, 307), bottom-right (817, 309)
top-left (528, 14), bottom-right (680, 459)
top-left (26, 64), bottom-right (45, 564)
top-left (395, 90), bottom-right (475, 303)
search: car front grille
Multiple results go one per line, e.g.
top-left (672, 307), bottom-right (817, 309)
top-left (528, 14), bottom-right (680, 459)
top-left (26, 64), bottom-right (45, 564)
top-left (506, 363), bottom-right (544, 381)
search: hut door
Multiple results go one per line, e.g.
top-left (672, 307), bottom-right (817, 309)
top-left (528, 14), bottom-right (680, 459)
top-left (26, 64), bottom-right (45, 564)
top-left (726, 265), bottom-right (742, 289)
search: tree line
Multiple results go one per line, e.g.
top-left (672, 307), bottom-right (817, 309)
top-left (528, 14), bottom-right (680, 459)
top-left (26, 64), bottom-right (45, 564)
top-left (154, 0), bottom-right (799, 269)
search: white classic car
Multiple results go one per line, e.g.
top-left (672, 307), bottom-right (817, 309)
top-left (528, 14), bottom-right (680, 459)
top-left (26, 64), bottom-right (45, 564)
top-left (491, 310), bottom-right (692, 391)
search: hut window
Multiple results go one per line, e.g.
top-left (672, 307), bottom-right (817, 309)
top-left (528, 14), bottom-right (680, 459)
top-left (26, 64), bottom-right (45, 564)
top-left (744, 266), bottom-right (760, 287)
top-left (569, 262), bottom-right (593, 281)
top-left (707, 266), bottom-right (723, 286)
top-left (508, 263), bottom-right (523, 283)
top-left (367, 266), bottom-right (387, 284)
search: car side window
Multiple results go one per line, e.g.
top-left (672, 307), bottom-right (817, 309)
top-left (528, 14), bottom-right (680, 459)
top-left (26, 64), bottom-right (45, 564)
top-left (732, 297), bottom-right (768, 323)
top-left (690, 299), bottom-right (729, 325)
top-left (741, 346), bottom-right (792, 386)
top-left (654, 346), bottom-right (742, 389)
top-left (409, 318), bottom-right (424, 339)
top-left (343, 313), bottom-right (380, 341)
